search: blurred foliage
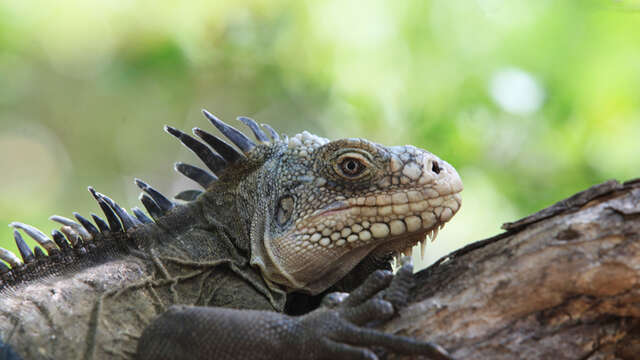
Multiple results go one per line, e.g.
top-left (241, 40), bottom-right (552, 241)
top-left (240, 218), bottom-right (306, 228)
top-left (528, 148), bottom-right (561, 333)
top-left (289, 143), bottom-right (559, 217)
top-left (1, 0), bottom-right (639, 268)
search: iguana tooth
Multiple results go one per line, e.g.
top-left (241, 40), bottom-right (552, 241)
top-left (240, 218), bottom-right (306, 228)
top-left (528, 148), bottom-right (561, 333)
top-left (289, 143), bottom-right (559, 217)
top-left (51, 230), bottom-right (72, 251)
top-left (202, 109), bottom-right (256, 153)
top-left (431, 226), bottom-right (439, 242)
top-left (135, 179), bottom-right (174, 213)
top-left (261, 123), bottom-right (280, 141)
top-left (98, 193), bottom-right (141, 230)
top-left (10, 222), bottom-right (58, 255)
top-left (405, 247), bottom-right (413, 258)
top-left (73, 213), bottom-right (100, 237)
top-left (139, 193), bottom-right (164, 220)
top-left (174, 190), bottom-right (202, 201)
top-left (165, 126), bottom-right (227, 173)
top-left (193, 128), bottom-right (246, 164)
top-left (131, 207), bottom-right (153, 224)
top-left (174, 162), bottom-right (217, 188)
top-left (91, 213), bottom-right (110, 233)
top-left (237, 116), bottom-right (270, 143)
top-left (50, 215), bottom-right (92, 241)
top-left (88, 187), bottom-right (123, 233)
top-left (13, 230), bottom-right (34, 264)
top-left (33, 246), bottom-right (46, 259)
top-left (420, 239), bottom-right (426, 260)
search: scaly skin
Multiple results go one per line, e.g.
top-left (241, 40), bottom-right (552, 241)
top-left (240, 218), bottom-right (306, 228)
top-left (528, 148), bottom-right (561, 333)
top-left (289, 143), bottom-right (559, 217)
top-left (0, 110), bottom-right (462, 360)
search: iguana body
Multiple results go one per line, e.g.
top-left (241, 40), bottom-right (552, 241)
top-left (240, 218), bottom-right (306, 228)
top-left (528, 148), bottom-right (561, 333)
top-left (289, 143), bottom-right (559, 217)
top-left (0, 111), bottom-right (462, 359)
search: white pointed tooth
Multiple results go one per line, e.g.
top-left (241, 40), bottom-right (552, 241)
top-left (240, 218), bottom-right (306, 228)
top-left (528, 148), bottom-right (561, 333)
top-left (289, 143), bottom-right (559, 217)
top-left (405, 246), bottom-right (413, 258)
top-left (420, 240), bottom-right (426, 260)
top-left (431, 227), bottom-right (439, 242)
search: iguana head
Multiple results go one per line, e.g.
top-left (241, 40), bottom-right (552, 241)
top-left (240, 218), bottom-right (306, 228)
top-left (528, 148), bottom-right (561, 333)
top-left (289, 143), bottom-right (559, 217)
top-left (179, 111), bottom-right (462, 295)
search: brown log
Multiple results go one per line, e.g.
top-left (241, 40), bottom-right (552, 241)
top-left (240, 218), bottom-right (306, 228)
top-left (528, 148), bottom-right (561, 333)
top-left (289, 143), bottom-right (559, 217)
top-left (385, 179), bottom-right (640, 360)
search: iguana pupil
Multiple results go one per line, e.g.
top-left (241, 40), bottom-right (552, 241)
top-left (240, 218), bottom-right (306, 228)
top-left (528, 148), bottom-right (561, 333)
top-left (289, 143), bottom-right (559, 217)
top-left (332, 151), bottom-right (371, 181)
top-left (341, 158), bottom-right (363, 176)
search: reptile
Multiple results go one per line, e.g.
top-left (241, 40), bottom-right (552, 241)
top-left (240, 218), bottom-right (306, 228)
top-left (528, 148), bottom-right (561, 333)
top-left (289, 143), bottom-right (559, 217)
top-left (0, 110), bottom-right (463, 360)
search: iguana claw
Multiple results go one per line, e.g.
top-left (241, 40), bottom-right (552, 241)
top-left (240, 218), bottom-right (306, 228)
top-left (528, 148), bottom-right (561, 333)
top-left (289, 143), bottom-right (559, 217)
top-left (302, 257), bottom-right (452, 360)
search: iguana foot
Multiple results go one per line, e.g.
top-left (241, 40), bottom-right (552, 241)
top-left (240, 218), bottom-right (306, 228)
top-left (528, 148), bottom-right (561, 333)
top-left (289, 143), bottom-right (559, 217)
top-left (300, 257), bottom-right (452, 360)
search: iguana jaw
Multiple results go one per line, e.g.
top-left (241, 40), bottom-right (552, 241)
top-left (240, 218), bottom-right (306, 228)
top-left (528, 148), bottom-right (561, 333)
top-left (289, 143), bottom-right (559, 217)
top-left (304, 193), bottom-right (458, 262)
top-left (295, 191), bottom-right (460, 294)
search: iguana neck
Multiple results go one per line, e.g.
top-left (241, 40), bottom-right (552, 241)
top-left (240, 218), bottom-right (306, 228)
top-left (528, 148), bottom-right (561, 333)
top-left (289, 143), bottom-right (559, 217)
top-left (131, 198), bottom-right (288, 310)
top-left (136, 198), bottom-right (251, 263)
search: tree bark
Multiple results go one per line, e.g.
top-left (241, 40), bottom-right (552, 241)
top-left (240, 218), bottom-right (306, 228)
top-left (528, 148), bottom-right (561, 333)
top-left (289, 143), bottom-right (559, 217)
top-left (385, 179), bottom-right (640, 360)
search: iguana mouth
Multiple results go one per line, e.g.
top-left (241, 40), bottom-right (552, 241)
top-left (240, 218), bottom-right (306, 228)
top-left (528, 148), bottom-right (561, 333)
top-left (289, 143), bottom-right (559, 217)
top-left (310, 201), bottom-right (351, 219)
top-left (300, 190), bottom-right (461, 251)
top-left (310, 197), bottom-right (453, 264)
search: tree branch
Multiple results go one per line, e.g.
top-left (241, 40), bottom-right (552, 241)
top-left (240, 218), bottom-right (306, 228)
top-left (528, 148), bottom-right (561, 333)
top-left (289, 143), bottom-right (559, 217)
top-left (385, 179), bottom-right (640, 360)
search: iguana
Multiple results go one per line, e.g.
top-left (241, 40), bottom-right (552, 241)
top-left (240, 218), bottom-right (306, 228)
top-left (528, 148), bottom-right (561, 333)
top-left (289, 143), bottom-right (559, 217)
top-left (0, 110), bottom-right (463, 360)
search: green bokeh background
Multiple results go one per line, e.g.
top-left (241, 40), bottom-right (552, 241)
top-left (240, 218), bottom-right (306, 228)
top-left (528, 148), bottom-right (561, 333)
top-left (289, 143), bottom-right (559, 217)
top-left (1, 1), bottom-right (639, 269)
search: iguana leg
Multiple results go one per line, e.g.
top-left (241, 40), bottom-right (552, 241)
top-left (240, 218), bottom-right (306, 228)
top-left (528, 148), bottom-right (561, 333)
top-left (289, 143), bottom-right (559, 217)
top-left (136, 260), bottom-right (452, 360)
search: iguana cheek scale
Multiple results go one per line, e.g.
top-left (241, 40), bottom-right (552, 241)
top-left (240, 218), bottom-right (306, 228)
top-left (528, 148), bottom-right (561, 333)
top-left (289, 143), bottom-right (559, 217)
top-left (0, 110), bottom-right (462, 360)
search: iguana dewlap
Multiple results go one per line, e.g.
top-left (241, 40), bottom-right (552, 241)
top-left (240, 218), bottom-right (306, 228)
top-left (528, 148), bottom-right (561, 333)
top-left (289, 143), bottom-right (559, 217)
top-left (0, 110), bottom-right (462, 360)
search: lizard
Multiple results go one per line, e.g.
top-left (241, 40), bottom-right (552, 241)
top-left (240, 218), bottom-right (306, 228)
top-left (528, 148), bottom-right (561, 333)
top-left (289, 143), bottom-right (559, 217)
top-left (0, 110), bottom-right (463, 360)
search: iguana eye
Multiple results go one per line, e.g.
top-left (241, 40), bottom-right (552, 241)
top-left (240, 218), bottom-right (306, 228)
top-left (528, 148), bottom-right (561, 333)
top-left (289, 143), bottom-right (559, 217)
top-left (276, 196), bottom-right (295, 225)
top-left (341, 158), bottom-right (362, 175)
top-left (336, 154), bottom-right (368, 178)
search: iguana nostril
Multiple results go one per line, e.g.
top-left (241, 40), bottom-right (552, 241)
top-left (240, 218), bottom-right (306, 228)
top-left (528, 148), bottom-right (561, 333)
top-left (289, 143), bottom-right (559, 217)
top-left (432, 161), bottom-right (441, 174)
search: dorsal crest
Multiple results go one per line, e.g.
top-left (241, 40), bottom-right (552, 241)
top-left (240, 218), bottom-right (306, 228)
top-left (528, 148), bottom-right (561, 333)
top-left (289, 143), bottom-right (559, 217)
top-left (0, 111), bottom-right (284, 289)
